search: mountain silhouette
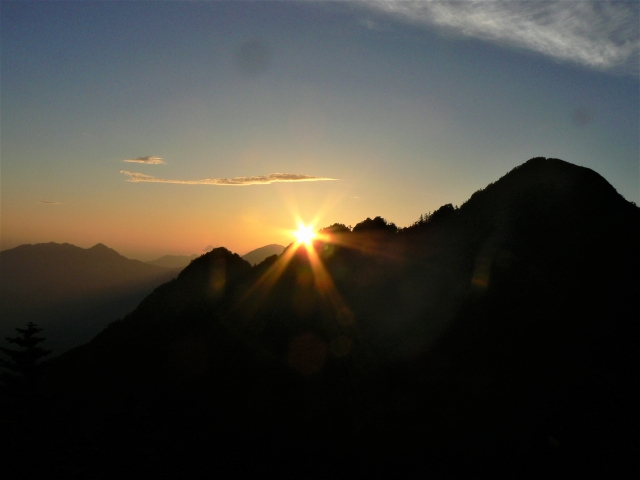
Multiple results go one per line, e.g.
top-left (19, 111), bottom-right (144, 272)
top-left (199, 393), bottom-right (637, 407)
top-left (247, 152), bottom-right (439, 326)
top-left (241, 243), bottom-right (285, 265)
top-left (4, 158), bottom-right (638, 477)
top-left (0, 242), bottom-right (179, 354)
top-left (146, 253), bottom-right (199, 269)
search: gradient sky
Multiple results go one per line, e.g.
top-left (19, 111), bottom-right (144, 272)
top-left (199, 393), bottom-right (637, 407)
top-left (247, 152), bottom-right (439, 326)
top-left (1, 1), bottom-right (638, 260)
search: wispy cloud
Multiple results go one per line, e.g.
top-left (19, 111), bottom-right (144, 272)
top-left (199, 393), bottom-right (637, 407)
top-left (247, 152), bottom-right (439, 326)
top-left (364, 0), bottom-right (639, 74)
top-left (120, 171), bottom-right (337, 186)
top-left (359, 18), bottom-right (388, 31)
top-left (39, 201), bottom-right (61, 204)
top-left (124, 156), bottom-right (165, 164)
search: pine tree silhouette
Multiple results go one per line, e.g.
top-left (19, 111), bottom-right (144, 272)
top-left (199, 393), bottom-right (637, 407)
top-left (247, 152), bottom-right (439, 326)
top-left (0, 322), bottom-right (51, 397)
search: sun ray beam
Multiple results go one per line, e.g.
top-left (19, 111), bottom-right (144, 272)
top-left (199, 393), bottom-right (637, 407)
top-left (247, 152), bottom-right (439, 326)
top-left (236, 219), bottom-right (355, 326)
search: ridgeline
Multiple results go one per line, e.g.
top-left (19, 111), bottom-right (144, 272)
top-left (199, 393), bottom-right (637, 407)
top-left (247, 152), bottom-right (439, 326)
top-left (2, 158), bottom-right (638, 477)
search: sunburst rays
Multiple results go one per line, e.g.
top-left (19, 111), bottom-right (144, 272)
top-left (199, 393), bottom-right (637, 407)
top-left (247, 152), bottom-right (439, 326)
top-left (236, 219), bottom-right (352, 324)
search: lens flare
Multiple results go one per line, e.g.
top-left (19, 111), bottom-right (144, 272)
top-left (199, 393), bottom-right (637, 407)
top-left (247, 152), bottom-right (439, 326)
top-left (236, 208), bottom-right (356, 361)
top-left (293, 223), bottom-right (316, 246)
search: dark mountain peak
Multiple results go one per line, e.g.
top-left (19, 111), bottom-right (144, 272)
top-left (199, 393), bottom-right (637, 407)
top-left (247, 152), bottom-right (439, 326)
top-left (178, 247), bottom-right (251, 284)
top-left (87, 242), bottom-right (123, 259)
top-left (475, 157), bottom-right (624, 203)
top-left (93, 247), bottom-right (253, 336)
top-left (449, 157), bottom-right (640, 289)
top-left (190, 246), bottom-right (238, 264)
top-left (459, 157), bottom-right (637, 225)
top-left (505, 157), bottom-right (618, 193)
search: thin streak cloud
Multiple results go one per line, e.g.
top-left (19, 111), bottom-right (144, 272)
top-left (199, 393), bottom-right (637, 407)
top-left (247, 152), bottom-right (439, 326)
top-left (358, 18), bottom-right (388, 31)
top-left (120, 171), bottom-right (337, 186)
top-left (124, 156), bottom-right (165, 164)
top-left (366, 0), bottom-right (639, 74)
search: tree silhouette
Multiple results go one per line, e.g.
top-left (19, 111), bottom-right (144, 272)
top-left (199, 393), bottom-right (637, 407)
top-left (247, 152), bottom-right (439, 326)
top-left (428, 203), bottom-right (457, 224)
top-left (352, 216), bottom-right (398, 234)
top-left (0, 322), bottom-right (51, 396)
top-left (320, 223), bottom-right (351, 235)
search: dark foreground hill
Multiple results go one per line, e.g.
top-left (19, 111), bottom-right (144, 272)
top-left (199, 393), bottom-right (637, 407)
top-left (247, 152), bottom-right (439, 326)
top-left (0, 243), bottom-right (179, 354)
top-left (2, 158), bottom-right (639, 478)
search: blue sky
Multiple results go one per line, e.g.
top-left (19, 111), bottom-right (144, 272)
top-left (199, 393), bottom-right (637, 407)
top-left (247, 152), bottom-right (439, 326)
top-left (1, 1), bottom-right (638, 259)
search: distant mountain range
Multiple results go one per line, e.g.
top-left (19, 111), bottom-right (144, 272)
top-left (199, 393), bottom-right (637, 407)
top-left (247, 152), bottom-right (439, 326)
top-left (241, 243), bottom-right (285, 265)
top-left (1, 242), bottom-right (286, 354)
top-left (2, 158), bottom-right (639, 477)
top-left (146, 254), bottom-right (199, 269)
top-left (0, 243), bottom-right (179, 354)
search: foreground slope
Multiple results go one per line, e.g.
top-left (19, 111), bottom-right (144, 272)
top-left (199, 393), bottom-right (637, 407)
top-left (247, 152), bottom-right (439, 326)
top-left (6, 158), bottom-right (639, 477)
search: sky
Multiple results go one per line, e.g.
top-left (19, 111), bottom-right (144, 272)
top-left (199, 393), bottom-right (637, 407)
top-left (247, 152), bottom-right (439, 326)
top-left (1, 0), bottom-right (638, 261)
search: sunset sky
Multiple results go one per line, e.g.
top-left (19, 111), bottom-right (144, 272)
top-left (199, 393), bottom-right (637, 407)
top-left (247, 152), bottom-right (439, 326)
top-left (2, 1), bottom-right (638, 261)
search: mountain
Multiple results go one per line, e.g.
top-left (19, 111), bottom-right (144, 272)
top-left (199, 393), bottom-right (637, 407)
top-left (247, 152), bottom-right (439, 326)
top-left (146, 253), bottom-right (199, 269)
top-left (4, 158), bottom-right (639, 477)
top-left (241, 243), bottom-right (285, 265)
top-left (145, 244), bottom-right (284, 270)
top-left (0, 242), bottom-right (179, 354)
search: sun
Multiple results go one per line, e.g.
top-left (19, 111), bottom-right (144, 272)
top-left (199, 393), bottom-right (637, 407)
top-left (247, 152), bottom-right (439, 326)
top-left (293, 223), bottom-right (316, 246)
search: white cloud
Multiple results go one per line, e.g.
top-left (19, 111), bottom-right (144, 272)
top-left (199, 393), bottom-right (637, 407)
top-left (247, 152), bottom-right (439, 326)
top-left (120, 171), bottom-right (337, 185)
top-left (364, 0), bottom-right (639, 74)
top-left (124, 156), bottom-right (165, 164)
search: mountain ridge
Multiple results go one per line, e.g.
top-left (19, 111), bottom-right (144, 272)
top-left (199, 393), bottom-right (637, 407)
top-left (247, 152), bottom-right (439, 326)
top-left (241, 243), bottom-right (285, 266)
top-left (0, 242), bottom-right (180, 354)
top-left (4, 157), bottom-right (639, 476)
